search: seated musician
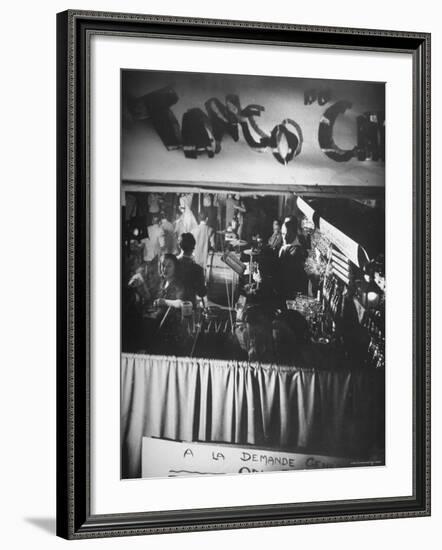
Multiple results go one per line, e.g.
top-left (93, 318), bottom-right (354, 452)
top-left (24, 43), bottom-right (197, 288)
top-left (267, 219), bottom-right (283, 252)
top-left (177, 232), bottom-right (207, 307)
top-left (278, 219), bottom-right (308, 298)
top-left (146, 253), bottom-right (186, 354)
top-left (224, 218), bottom-right (238, 244)
top-left (153, 253), bottom-right (185, 309)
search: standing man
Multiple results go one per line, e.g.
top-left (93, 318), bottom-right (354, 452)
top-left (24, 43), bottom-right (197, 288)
top-left (147, 192), bottom-right (161, 224)
top-left (204, 194), bottom-right (218, 235)
top-left (177, 233), bottom-right (208, 308)
top-left (142, 214), bottom-right (165, 262)
top-left (160, 211), bottom-right (178, 254)
top-left (233, 194), bottom-right (246, 240)
top-left (225, 194), bottom-right (236, 228)
top-left (278, 219), bottom-right (308, 298)
top-left (139, 214), bottom-right (164, 301)
top-left (192, 212), bottom-right (215, 270)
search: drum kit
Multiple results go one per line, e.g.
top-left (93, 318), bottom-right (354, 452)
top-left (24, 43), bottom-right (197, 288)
top-left (215, 230), bottom-right (263, 285)
top-left (216, 229), bottom-right (247, 249)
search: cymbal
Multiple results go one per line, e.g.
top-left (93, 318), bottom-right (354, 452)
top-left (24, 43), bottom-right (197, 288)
top-left (230, 239), bottom-right (248, 247)
top-left (243, 248), bottom-right (259, 256)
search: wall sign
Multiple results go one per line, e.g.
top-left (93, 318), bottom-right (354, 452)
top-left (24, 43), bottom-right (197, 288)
top-left (141, 437), bottom-right (356, 478)
top-left (123, 72), bottom-right (385, 188)
top-left (130, 89), bottom-right (384, 165)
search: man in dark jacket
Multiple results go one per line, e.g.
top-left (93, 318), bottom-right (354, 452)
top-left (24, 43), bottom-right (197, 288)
top-left (177, 232), bottom-right (207, 307)
top-left (278, 219), bottom-right (308, 299)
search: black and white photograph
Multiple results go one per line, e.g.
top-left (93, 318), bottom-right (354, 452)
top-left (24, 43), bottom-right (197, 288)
top-left (0, 0), bottom-right (436, 543)
top-left (120, 69), bottom-right (386, 480)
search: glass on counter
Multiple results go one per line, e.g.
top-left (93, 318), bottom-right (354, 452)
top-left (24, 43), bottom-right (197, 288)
top-left (285, 294), bottom-right (334, 345)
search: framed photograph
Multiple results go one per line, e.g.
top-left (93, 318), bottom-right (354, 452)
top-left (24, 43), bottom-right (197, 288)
top-left (56, 10), bottom-right (430, 539)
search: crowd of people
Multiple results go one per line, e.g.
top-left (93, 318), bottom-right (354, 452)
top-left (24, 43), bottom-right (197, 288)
top-left (123, 191), bottom-right (314, 360)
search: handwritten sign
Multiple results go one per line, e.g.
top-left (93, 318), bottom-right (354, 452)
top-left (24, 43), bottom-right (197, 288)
top-left (141, 437), bottom-right (357, 479)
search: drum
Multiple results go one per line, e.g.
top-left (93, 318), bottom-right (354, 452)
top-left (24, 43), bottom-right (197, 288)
top-left (206, 251), bottom-right (239, 307)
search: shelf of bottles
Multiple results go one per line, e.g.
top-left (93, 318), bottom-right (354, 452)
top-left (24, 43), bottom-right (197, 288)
top-left (319, 272), bottom-right (346, 345)
top-left (318, 246), bottom-right (385, 368)
top-left (316, 245), bottom-right (351, 345)
top-left (361, 306), bottom-right (385, 369)
top-left (354, 255), bottom-right (385, 369)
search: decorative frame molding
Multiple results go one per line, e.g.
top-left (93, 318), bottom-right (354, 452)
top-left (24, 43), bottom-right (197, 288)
top-left (56, 10), bottom-right (430, 539)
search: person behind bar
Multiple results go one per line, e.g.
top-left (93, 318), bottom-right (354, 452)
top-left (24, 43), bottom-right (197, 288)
top-left (177, 232), bottom-right (207, 308)
top-left (284, 214), bottom-right (311, 251)
top-left (272, 309), bottom-right (309, 363)
top-left (278, 219), bottom-right (308, 298)
top-left (234, 305), bottom-right (274, 363)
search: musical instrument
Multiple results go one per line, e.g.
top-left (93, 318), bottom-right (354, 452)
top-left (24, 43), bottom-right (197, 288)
top-left (224, 230), bottom-right (238, 242)
top-left (221, 251), bottom-right (246, 275)
top-left (241, 248), bottom-right (260, 284)
top-left (230, 239), bottom-right (248, 248)
top-left (206, 251), bottom-right (239, 307)
top-left (215, 229), bottom-right (237, 249)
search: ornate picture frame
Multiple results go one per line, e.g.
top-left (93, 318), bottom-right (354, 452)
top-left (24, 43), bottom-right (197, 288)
top-left (56, 10), bottom-right (430, 539)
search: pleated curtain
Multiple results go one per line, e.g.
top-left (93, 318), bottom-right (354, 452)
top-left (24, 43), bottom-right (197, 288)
top-left (121, 353), bottom-right (377, 478)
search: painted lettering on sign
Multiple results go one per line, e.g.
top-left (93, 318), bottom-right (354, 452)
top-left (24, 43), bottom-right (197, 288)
top-left (304, 88), bottom-right (332, 106)
top-left (318, 100), bottom-right (385, 163)
top-left (129, 87), bottom-right (384, 165)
